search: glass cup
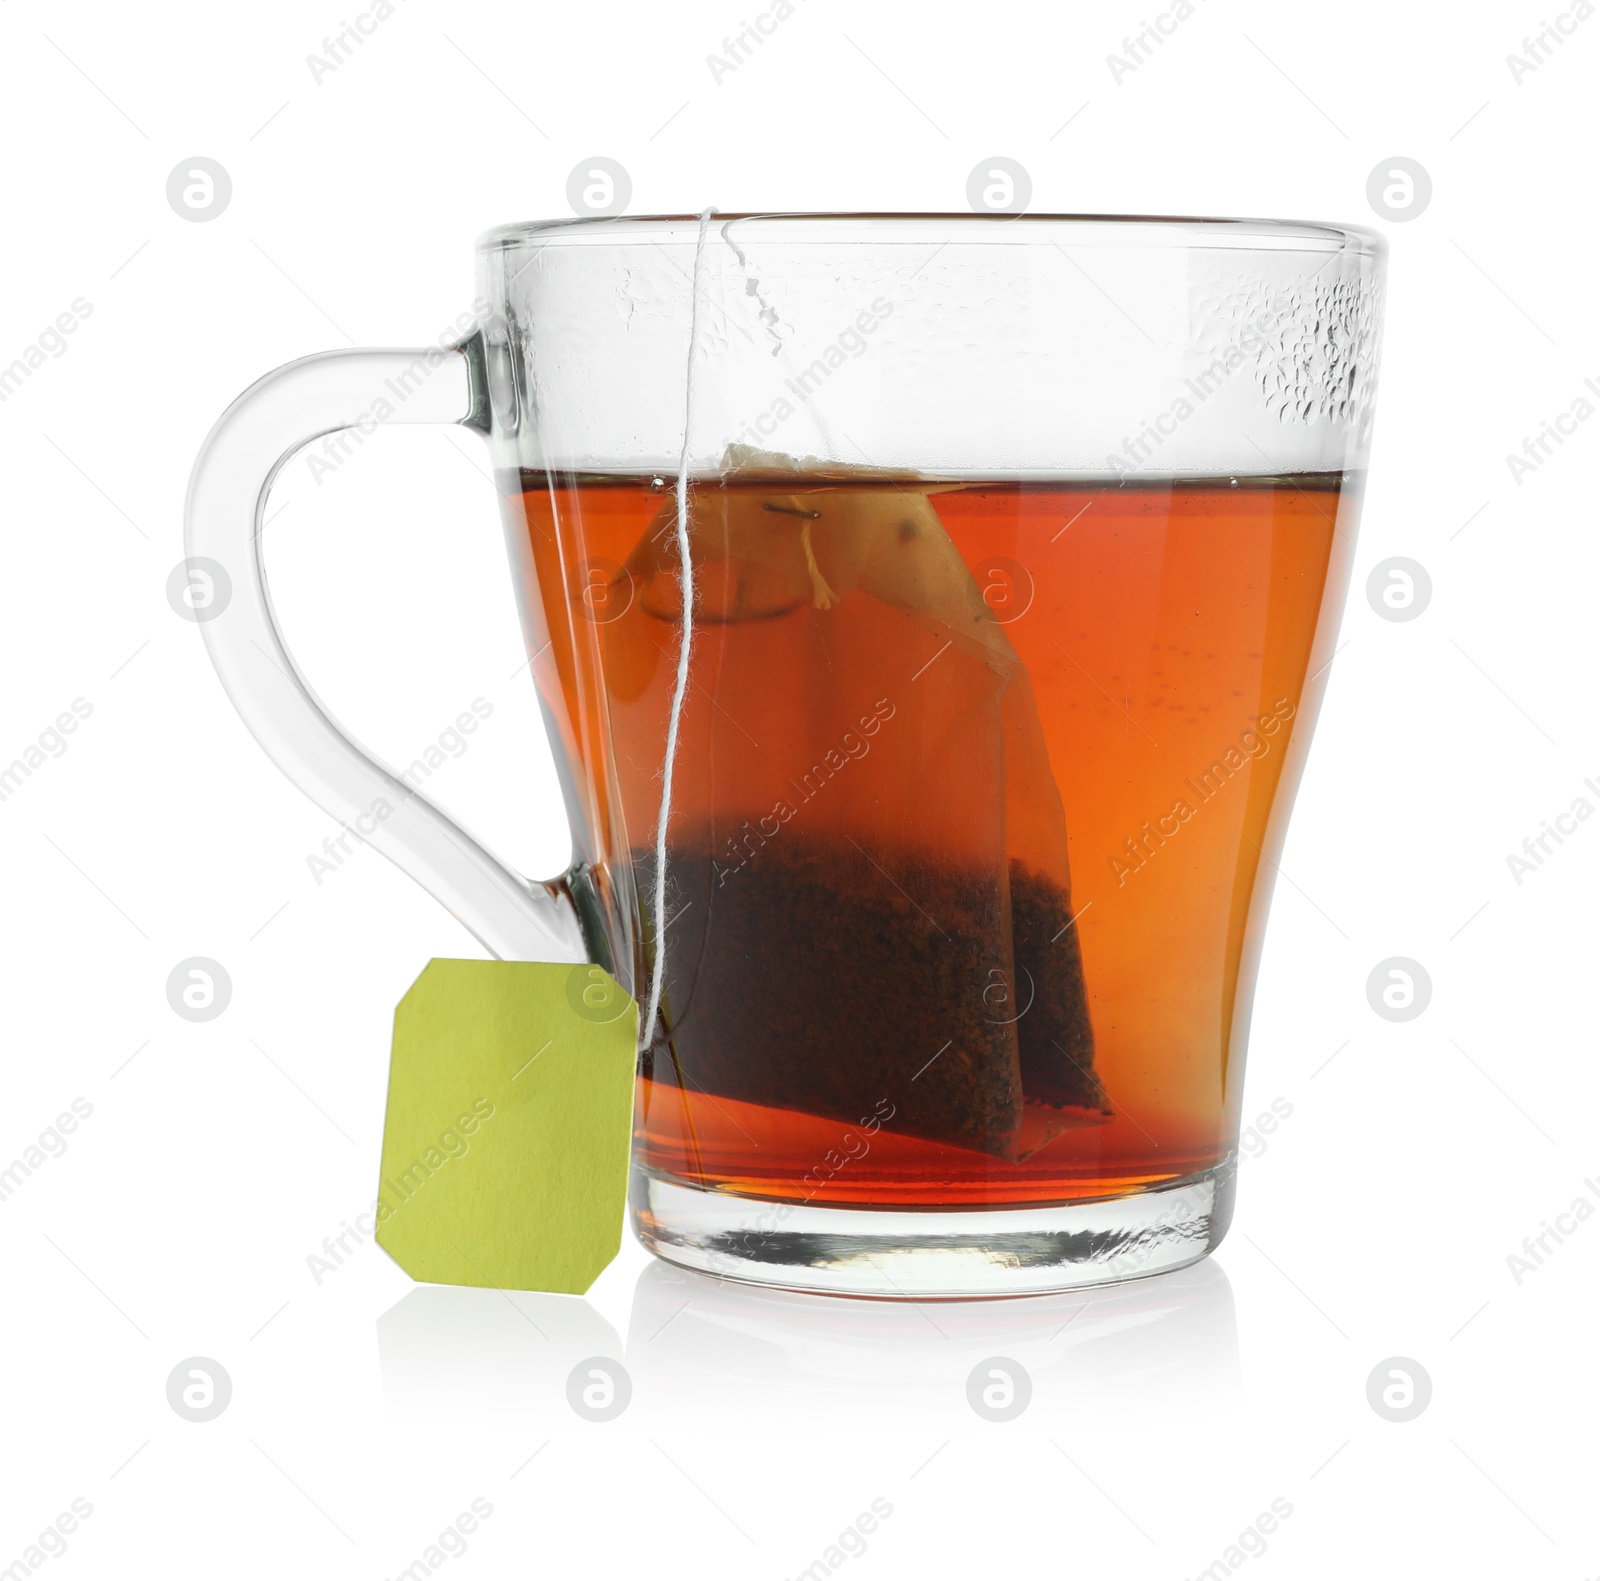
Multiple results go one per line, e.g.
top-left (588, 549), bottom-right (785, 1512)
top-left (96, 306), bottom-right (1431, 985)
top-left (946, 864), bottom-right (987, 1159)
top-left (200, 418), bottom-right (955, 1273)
top-left (186, 213), bottom-right (1384, 1297)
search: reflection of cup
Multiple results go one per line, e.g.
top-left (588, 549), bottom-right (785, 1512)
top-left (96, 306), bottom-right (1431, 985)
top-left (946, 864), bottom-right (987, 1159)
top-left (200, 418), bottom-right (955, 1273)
top-left (623, 1256), bottom-right (1239, 1432)
top-left (188, 215), bottom-right (1384, 1297)
top-left (376, 1285), bottom-right (621, 1423)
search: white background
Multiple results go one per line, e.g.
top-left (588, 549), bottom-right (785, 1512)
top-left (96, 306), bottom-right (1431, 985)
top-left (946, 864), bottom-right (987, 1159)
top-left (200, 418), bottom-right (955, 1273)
top-left (1, 0), bottom-right (1595, 1576)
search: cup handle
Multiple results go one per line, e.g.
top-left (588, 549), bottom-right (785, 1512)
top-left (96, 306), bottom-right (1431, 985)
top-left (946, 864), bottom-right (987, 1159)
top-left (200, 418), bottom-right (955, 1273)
top-left (183, 334), bottom-right (587, 964)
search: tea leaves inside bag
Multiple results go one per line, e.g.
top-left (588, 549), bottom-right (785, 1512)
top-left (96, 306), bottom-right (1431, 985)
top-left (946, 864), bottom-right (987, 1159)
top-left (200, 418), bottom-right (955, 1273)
top-left (622, 447), bottom-right (1109, 1162)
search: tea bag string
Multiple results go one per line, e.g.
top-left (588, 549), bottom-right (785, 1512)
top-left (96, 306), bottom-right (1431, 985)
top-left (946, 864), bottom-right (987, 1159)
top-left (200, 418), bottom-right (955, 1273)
top-left (640, 205), bottom-right (715, 1053)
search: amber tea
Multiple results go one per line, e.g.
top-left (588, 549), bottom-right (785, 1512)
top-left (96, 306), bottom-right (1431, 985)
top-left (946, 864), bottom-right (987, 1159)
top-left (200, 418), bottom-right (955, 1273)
top-left (502, 468), bottom-right (1351, 1210)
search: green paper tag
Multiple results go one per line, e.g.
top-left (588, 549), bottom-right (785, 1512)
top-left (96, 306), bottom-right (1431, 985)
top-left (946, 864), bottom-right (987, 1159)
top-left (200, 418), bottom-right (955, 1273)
top-left (375, 959), bottom-right (638, 1295)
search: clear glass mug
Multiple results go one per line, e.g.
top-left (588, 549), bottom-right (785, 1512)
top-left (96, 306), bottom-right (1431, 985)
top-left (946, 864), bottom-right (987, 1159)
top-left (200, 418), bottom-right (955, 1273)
top-left (186, 214), bottom-right (1384, 1297)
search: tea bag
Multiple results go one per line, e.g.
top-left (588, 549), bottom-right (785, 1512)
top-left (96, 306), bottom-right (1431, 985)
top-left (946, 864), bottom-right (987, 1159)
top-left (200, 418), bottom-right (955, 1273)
top-left (626, 445), bottom-right (1108, 1161)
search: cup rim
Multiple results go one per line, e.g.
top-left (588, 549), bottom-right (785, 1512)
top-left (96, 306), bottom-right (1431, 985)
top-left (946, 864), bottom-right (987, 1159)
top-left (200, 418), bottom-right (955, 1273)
top-left (479, 211), bottom-right (1386, 256)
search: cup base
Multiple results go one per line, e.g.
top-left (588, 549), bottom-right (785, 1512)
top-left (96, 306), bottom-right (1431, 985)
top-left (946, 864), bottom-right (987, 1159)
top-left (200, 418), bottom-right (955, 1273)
top-left (629, 1160), bottom-right (1236, 1299)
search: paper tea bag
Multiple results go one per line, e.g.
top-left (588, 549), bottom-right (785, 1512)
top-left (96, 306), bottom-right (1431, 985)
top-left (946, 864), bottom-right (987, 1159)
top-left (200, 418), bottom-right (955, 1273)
top-left (623, 446), bottom-right (1108, 1162)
